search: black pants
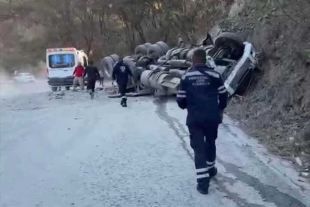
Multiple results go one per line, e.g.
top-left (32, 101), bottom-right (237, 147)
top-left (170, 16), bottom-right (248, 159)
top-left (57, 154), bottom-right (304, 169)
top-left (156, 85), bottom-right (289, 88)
top-left (87, 79), bottom-right (96, 92)
top-left (118, 82), bottom-right (127, 98)
top-left (188, 121), bottom-right (219, 183)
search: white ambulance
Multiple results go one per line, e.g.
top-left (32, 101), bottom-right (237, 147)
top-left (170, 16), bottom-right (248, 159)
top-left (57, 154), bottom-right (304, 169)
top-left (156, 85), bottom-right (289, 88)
top-left (46, 47), bottom-right (88, 91)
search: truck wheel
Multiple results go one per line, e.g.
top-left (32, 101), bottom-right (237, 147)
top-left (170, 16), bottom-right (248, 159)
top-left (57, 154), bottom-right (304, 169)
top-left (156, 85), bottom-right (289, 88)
top-left (65, 86), bottom-right (70, 90)
top-left (214, 32), bottom-right (245, 60)
top-left (215, 32), bottom-right (244, 47)
top-left (51, 87), bottom-right (58, 92)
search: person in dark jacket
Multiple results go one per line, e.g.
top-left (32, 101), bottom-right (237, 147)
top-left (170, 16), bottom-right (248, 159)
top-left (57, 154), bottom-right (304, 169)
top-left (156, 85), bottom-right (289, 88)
top-left (176, 49), bottom-right (228, 195)
top-left (83, 60), bottom-right (100, 99)
top-left (112, 58), bottom-right (133, 107)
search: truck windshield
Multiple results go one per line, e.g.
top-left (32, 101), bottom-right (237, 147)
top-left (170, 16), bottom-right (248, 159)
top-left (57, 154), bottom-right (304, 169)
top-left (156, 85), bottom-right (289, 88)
top-left (48, 54), bottom-right (75, 68)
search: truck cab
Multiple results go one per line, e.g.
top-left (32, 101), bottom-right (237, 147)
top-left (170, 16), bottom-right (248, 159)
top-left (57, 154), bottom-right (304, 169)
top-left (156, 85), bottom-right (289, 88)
top-left (46, 47), bottom-right (88, 91)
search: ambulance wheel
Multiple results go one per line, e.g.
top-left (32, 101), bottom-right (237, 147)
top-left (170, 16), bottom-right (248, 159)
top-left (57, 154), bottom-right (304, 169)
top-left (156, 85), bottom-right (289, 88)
top-left (51, 87), bottom-right (58, 92)
top-left (65, 86), bottom-right (70, 90)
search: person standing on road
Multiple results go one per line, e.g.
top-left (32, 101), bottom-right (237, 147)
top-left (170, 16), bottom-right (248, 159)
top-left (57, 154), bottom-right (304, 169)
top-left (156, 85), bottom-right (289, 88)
top-left (112, 58), bottom-right (133, 107)
top-left (176, 49), bottom-right (228, 195)
top-left (72, 62), bottom-right (85, 91)
top-left (83, 60), bottom-right (100, 99)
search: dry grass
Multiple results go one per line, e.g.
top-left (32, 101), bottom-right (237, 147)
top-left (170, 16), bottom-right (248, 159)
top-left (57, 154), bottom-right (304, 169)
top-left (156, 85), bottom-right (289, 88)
top-left (222, 0), bottom-right (310, 166)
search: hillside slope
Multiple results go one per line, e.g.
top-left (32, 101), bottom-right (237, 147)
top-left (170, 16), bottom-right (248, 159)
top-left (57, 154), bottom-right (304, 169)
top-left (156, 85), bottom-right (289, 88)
top-left (221, 0), bottom-right (310, 177)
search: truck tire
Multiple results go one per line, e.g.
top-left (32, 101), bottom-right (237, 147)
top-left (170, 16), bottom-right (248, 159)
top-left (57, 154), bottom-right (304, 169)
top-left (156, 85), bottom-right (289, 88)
top-left (51, 87), bottom-right (58, 92)
top-left (214, 32), bottom-right (245, 60)
top-left (65, 86), bottom-right (70, 90)
top-left (215, 32), bottom-right (244, 47)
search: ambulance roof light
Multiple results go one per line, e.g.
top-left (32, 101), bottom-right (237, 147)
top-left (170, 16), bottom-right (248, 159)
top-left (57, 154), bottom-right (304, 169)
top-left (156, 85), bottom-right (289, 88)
top-left (46, 47), bottom-right (76, 52)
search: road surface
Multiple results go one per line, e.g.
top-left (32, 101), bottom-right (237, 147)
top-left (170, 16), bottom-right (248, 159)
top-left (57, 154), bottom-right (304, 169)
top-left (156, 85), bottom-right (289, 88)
top-left (0, 80), bottom-right (50, 98)
top-left (0, 87), bottom-right (310, 207)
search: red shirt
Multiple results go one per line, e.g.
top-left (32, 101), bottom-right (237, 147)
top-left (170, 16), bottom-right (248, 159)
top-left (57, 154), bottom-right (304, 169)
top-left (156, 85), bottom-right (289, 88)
top-left (73, 66), bottom-right (84, 77)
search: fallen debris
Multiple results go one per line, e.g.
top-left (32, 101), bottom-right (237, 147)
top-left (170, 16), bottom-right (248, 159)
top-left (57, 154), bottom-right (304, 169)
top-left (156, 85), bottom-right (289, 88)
top-left (49, 91), bottom-right (65, 100)
top-left (301, 172), bottom-right (310, 178)
top-left (295, 157), bottom-right (303, 166)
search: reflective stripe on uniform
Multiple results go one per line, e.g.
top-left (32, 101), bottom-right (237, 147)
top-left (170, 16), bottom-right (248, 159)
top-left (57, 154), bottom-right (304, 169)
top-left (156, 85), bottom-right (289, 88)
top-left (206, 161), bottom-right (215, 167)
top-left (178, 90), bottom-right (186, 94)
top-left (218, 85), bottom-right (227, 94)
top-left (196, 168), bottom-right (209, 173)
top-left (184, 70), bottom-right (220, 78)
top-left (197, 173), bottom-right (210, 179)
top-left (218, 87), bottom-right (227, 94)
top-left (218, 86), bottom-right (225, 91)
top-left (177, 94), bottom-right (186, 98)
top-left (205, 71), bottom-right (220, 78)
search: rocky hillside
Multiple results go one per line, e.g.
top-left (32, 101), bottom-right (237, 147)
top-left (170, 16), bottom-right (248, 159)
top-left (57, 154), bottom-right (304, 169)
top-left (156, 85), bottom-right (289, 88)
top-left (221, 0), bottom-right (310, 178)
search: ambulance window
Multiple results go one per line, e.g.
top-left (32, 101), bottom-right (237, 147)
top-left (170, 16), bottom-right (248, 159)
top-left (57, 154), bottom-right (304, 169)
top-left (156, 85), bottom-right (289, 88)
top-left (48, 54), bottom-right (75, 68)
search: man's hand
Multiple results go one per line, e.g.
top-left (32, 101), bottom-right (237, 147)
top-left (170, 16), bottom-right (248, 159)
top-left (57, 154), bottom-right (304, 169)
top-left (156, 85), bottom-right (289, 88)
top-left (219, 110), bottom-right (224, 122)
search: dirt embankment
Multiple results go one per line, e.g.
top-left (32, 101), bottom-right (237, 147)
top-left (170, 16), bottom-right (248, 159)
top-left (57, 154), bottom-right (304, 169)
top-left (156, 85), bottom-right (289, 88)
top-left (222, 0), bottom-right (310, 177)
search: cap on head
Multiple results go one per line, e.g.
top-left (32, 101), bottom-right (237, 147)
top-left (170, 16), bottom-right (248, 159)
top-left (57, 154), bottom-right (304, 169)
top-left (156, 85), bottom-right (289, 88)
top-left (192, 49), bottom-right (207, 65)
top-left (88, 60), bottom-right (94, 65)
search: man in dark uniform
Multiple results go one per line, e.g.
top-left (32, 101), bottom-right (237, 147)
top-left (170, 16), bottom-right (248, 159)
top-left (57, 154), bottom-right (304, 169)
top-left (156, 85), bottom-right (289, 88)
top-left (176, 49), bottom-right (228, 195)
top-left (83, 60), bottom-right (100, 99)
top-left (112, 58), bottom-right (133, 107)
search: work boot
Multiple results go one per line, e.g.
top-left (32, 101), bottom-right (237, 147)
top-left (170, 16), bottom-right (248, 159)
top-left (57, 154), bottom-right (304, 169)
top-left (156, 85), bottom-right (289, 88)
top-left (90, 92), bottom-right (94, 99)
top-left (209, 167), bottom-right (218, 179)
top-left (123, 98), bottom-right (127, 107)
top-left (196, 178), bottom-right (210, 195)
top-left (120, 98), bottom-right (124, 106)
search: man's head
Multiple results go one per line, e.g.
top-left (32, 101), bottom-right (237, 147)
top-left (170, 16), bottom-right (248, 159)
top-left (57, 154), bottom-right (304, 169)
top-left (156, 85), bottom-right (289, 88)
top-left (78, 62), bottom-right (82, 66)
top-left (192, 49), bottom-right (207, 66)
top-left (88, 60), bottom-right (94, 65)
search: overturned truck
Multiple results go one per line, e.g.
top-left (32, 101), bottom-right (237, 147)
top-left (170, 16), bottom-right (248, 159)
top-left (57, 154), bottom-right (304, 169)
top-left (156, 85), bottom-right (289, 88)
top-left (101, 32), bottom-right (258, 98)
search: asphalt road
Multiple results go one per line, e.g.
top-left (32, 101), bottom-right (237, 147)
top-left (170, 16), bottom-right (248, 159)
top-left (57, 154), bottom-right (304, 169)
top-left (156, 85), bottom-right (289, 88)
top-left (0, 87), bottom-right (309, 207)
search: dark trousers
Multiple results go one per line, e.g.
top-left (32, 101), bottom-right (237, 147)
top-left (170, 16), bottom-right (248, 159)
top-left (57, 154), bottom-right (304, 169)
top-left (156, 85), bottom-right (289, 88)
top-left (118, 82), bottom-right (127, 99)
top-left (87, 79), bottom-right (96, 92)
top-left (188, 121), bottom-right (219, 183)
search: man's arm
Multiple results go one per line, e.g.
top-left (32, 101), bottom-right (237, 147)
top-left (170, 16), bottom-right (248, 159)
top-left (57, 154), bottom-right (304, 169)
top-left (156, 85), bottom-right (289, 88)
top-left (83, 67), bottom-right (88, 78)
top-left (95, 67), bottom-right (100, 79)
top-left (73, 67), bottom-right (76, 76)
top-left (112, 64), bottom-right (118, 80)
top-left (176, 76), bottom-right (187, 109)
